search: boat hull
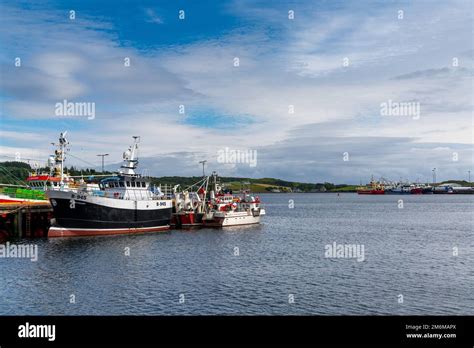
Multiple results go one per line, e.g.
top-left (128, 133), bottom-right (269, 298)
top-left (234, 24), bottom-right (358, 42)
top-left (174, 211), bottom-right (204, 228)
top-left (48, 225), bottom-right (169, 237)
top-left (47, 190), bottom-right (172, 237)
top-left (357, 190), bottom-right (385, 195)
top-left (204, 209), bottom-right (265, 227)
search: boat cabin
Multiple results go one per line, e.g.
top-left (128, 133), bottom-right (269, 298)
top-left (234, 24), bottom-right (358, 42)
top-left (99, 176), bottom-right (154, 200)
top-left (27, 175), bottom-right (66, 191)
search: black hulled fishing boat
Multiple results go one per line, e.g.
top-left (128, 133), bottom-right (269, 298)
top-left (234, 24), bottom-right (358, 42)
top-left (47, 134), bottom-right (172, 237)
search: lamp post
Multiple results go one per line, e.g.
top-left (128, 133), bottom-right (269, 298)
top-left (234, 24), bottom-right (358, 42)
top-left (199, 160), bottom-right (207, 177)
top-left (97, 154), bottom-right (109, 173)
top-left (432, 168), bottom-right (436, 185)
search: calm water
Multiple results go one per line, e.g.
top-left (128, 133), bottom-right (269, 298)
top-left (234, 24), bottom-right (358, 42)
top-left (0, 193), bottom-right (473, 315)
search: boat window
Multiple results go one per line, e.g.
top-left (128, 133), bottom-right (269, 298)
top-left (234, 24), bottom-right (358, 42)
top-left (119, 182), bottom-right (124, 187)
top-left (125, 181), bottom-right (129, 187)
top-left (141, 182), bottom-right (146, 188)
top-left (131, 182), bottom-right (136, 187)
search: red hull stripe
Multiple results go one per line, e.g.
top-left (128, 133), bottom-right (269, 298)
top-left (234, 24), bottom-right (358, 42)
top-left (48, 225), bottom-right (170, 237)
top-left (0, 199), bottom-right (47, 203)
top-left (0, 199), bottom-right (25, 203)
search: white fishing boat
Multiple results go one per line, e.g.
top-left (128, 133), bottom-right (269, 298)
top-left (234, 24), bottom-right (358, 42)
top-left (202, 173), bottom-right (265, 227)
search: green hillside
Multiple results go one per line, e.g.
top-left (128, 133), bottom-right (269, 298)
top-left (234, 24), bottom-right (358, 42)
top-left (1, 161), bottom-right (471, 193)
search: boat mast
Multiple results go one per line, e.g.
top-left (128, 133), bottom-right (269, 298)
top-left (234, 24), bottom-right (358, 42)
top-left (120, 136), bottom-right (140, 176)
top-left (53, 132), bottom-right (69, 186)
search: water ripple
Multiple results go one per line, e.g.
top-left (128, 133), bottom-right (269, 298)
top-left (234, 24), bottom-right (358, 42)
top-left (0, 194), bottom-right (472, 315)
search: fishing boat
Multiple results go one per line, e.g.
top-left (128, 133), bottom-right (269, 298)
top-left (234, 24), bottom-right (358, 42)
top-left (357, 177), bottom-right (385, 194)
top-left (433, 183), bottom-right (474, 194)
top-left (203, 194), bottom-right (265, 227)
top-left (386, 184), bottom-right (417, 194)
top-left (202, 173), bottom-right (265, 227)
top-left (0, 145), bottom-right (71, 203)
top-left (173, 186), bottom-right (207, 228)
top-left (47, 134), bottom-right (173, 237)
top-left (421, 185), bottom-right (433, 194)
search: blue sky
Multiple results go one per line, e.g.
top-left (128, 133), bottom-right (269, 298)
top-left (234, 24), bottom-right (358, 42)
top-left (0, 0), bottom-right (472, 183)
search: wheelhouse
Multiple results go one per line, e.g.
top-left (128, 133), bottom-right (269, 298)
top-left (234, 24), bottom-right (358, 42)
top-left (27, 175), bottom-right (63, 191)
top-left (99, 176), bottom-right (153, 200)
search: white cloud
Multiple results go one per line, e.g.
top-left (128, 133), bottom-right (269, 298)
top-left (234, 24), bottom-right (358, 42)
top-left (0, 1), bottom-right (472, 182)
top-left (144, 8), bottom-right (163, 24)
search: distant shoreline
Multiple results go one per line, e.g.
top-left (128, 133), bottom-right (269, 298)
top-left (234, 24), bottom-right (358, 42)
top-left (1, 161), bottom-right (472, 194)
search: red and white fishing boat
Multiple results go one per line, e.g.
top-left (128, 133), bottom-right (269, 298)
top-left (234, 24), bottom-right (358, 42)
top-left (173, 172), bottom-right (266, 228)
top-left (0, 136), bottom-right (76, 204)
top-left (357, 178), bottom-right (385, 195)
top-left (203, 193), bottom-right (265, 227)
top-left (202, 173), bottom-right (265, 227)
top-left (173, 186), bottom-right (206, 228)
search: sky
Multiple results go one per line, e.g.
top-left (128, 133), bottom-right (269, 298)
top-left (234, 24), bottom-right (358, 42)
top-left (0, 0), bottom-right (472, 184)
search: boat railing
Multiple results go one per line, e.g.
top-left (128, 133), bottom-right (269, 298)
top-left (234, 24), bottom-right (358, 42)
top-left (159, 184), bottom-right (174, 199)
top-left (86, 188), bottom-right (171, 201)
